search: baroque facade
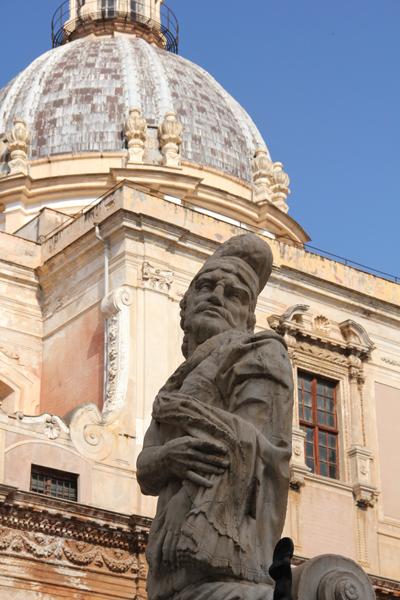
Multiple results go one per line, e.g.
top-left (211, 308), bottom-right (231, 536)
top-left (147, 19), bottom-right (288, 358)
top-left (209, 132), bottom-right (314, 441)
top-left (0, 1), bottom-right (398, 598)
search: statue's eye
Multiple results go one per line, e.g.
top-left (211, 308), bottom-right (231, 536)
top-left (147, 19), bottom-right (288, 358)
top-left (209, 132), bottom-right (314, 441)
top-left (198, 281), bottom-right (211, 291)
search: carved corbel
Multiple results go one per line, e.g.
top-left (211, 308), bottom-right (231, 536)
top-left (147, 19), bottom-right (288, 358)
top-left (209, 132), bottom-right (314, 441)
top-left (6, 117), bottom-right (30, 175)
top-left (69, 286), bottom-right (133, 460)
top-left (158, 112), bottom-right (183, 168)
top-left (353, 482), bottom-right (378, 510)
top-left (125, 108), bottom-right (147, 165)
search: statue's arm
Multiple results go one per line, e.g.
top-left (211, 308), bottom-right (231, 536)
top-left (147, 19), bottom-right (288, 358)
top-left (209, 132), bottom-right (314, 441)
top-left (137, 418), bottom-right (229, 496)
top-left (136, 419), bottom-right (169, 496)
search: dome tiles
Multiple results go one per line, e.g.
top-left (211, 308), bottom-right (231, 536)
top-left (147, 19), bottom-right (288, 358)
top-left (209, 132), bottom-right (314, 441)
top-left (0, 34), bottom-right (269, 184)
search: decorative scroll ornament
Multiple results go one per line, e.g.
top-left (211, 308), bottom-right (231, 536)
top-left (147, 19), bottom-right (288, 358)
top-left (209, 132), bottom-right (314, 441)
top-left (125, 107), bottom-right (147, 165)
top-left (158, 111), bottom-right (183, 167)
top-left (142, 261), bottom-right (174, 292)
top-left (69, 286), bottom-right (133, 460)
top-left (6, 117), bottom-right (30, 175)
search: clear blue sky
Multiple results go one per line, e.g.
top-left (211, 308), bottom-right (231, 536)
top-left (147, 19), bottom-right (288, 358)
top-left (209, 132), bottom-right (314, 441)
top-left (1, 1), bottom-right (399, 278)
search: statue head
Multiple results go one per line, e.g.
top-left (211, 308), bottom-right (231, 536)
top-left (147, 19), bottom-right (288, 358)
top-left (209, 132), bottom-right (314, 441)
top-left (180, 234), bottom-right (273, 357)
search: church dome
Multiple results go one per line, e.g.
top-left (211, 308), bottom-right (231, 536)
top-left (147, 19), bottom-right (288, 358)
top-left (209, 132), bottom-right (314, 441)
top-left (0, 34), bottom-right (268, 183)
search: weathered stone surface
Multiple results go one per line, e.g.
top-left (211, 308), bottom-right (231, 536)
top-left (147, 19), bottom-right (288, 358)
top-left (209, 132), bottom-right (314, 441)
top-left (137, 233), bottom-right (294, 600)
top-left (0, 36), bottom-right (266, 183)
top-left (292, 554), bottom-right (376, 600)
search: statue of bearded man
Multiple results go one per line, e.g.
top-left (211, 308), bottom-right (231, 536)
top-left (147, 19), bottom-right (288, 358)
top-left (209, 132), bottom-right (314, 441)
top-left (137, 234), bottom-right (294, 600)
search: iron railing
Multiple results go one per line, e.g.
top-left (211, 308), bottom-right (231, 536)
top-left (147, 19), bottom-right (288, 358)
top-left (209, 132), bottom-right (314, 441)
top-left (51, 0), bottom-right (179, 53)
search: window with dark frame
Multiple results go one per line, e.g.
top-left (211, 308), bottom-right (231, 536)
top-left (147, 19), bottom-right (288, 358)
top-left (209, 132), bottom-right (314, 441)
top-left (30, 465), bottom-right (78, 501)
top-left (298, 371), bottom-right (339, 479)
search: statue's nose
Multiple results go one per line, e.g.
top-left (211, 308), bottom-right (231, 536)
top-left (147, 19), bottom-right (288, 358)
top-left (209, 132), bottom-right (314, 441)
top-left (208, 284), bottom-right (224, 305)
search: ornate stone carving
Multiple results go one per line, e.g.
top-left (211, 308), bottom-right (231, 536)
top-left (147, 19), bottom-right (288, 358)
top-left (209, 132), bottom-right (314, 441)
top-left (6, 117), bottom-right (30, 175)
top-left (70, 286), bottom-right (133, 460)
top-left (353, 484), bottom-right (378, 510)
top-left (270, 161), bottom-right (290, 213)
top-left (314, 315), bottom-right (331, 334)
top-left (251, 149), bottom-right (290, 212)
top-left (14, 413), bottom-right (69, 440)
top-left (125, 107), bottom-right (147, 165)
top-left (269, 305), bottom-right (374, 361)
top-left (252, 147), bottom-right (273, 204)
top-left (0, 524), bottom-right (138, 574)
top-left (158, 112), bottom-right (183, 167)
top-left (381, 356), bottom-right (400, 367)
top-left (142, 261), bottom-right (174, 292)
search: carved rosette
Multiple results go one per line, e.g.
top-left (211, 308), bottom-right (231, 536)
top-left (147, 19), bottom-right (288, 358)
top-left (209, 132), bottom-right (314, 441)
top-left (125, 107), bottom-right (147, 165)
top-left (15, 413), bottom-right (69, 440)
top-left (158, 112), bottom-right (183, 168)
top-left (6, 117), bottom-right (30, 175)
top-left (69, 286), bottom-right (133, 460)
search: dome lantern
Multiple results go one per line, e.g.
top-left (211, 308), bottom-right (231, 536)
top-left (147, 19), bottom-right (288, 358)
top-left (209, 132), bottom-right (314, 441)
top-left (52, 0), bottom-right (179, 52)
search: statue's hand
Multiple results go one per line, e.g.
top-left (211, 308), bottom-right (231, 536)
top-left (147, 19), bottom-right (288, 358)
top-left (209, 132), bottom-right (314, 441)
top-left (162, 436), bottom-right (229, 488)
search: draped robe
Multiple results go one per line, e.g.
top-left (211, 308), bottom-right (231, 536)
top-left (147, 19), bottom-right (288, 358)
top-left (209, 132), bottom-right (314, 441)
top-left (138, 329), bottom-right (293, 600)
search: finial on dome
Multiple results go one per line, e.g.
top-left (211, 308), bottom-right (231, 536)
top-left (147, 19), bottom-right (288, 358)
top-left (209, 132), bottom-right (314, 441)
top-left (6, 118), bottom-right (30, 176)
top-left (158, 112), bottom-right (183, 168)
top-left (52, 0), bottom-right (179, 53)
top-left (125, 108), bottom-right (148, 165)
top-left (252, 148), bottom-right (290, 213)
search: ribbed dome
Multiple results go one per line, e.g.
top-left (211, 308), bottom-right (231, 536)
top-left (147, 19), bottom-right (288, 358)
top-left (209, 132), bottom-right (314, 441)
top-left (0, 35), bottom-right (268, 183)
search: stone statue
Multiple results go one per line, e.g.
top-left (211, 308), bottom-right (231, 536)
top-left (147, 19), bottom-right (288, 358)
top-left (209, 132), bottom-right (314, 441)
top-left (137, 233), bottom-right (294, 600)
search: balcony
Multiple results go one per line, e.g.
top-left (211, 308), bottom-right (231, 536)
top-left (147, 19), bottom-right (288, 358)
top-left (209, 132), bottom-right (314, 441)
top-left (51, 0), bottom-right (179, 53)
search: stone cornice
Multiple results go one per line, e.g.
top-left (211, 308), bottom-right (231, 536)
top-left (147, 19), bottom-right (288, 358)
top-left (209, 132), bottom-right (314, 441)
top-left (0, 484), bottom-right (150, 575)
top-left (0, 155), bottom-right (309, 244)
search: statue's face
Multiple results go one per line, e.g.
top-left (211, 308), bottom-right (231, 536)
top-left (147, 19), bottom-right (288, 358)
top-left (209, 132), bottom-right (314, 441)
top-left (184, 265), bottom-right (253, 342)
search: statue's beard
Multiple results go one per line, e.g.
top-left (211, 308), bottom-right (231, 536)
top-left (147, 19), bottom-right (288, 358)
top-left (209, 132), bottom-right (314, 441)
top-left (183, 309), bottom-right (236, 356)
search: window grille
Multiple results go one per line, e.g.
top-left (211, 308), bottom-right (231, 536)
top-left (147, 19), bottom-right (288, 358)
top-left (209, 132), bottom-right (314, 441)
top-left (30, 465), bottom-right (78, 501)
top-left (298, 371), bottom-right (339, 479)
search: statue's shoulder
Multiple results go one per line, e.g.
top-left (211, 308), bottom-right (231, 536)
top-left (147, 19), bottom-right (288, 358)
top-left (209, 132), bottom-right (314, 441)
top-left (221, 329), bottom-right (288, 356)
top-left (252, 329), bottom-right (287, 348)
